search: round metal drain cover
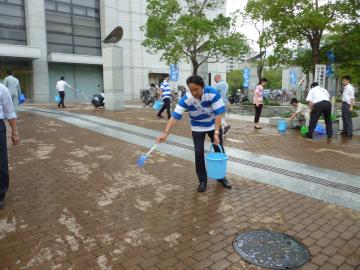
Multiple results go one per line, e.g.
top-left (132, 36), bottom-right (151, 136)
top-left (233, 230), bottom-right (309, 269)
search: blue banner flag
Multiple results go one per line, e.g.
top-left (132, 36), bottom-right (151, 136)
top-left (169, 64), bottom-right (179, 82)
top-left (243, 67), bottom-right (250, 88)
top-left (290, 70), bottom-right (297, 86)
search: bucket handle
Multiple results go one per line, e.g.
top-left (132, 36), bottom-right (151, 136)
top-left (210, 143), bottom-right (224, 154)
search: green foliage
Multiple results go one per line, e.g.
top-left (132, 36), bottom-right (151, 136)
top-left (142, 0), bottom-right (249, 74)
top-left (282, 111), bottom-right (292, 118)
top-left (323, 24), bottom-right (360, 88)
top-left (226, 70), bottom-right (243, 95)
top-left (245, 0), bottom-right (355, 74)
top-left (263, 99), bottom-right (280, 106)
top-left (263, 68), bottom-right (282, 89)
top-left (351, 111), bottom-right (359, 118)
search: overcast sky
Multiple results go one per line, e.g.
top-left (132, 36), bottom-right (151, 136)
top-left (226, 0), bottom-right (259, 44)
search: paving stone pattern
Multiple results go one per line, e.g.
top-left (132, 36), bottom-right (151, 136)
top-left (0, 110), bottom-right (359, 269)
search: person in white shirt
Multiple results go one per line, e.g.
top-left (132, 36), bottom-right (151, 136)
top-left (3, 70), bottom-right (21, 113)
top-left (289, 98), bottom-right (310, 127)
top-left (0, 83), bottom-right (20, 209)
top-left (340, 75), bottom-right (355, 137)
top-left (305, 82), bottom-right (332, 139)
top-left (56, 76), bottom-right (72, 109)
top-left (214, 74), bottom-right (231, 135)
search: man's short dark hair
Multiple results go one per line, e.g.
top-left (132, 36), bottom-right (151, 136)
top-left (311, 82), bottom-right (319, 88)
top-left (6, 70), bottom-right (13, 75)
top-left (186, 75), bottom-right (205, 87)
top-left (259, 78), bottom-right (268, 84)
top-left (342, 75), bottom-right (351, 82)
top-left (164, 74), bottom-right (170, 79)
top-left (290, 98), bottom-right (298, 104)
top-left (60, 76), bottom-right (65, 80)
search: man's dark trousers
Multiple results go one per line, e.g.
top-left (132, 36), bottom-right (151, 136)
top-left (58, 91), bottom-right (65, 108)
top-left (192, 129), bottom-right (225, 184)
top-left (308, 100), bottom-right (333, 138)
top-left (0, 120), bottom-right (9, 202)
top-left (341, 102), bottom-right (353, 136)
top-left (157, 98), bottom-right (171, 119)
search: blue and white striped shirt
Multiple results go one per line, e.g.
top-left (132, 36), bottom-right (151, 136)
top-left (172, 86), bottom-right (226, 132)
top-left (160, 80), bottom-right (171, 100)
top-left (214, 80), bottom-right (229, 107)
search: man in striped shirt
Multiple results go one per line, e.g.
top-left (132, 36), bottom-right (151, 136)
top-left (157, 74), bottom-right (172, 119)
top-left (157, 75), bottom-right (232, 192)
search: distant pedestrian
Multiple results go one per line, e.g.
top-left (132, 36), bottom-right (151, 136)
top-left (305, 82), bottom-right (332, 139)
top-left (0, 83), bottom-right (20, 209)
top-left (157, 75), bottom-right (232, 192)
top-left (253, 78), bottom-right (268, 129)
top-left (56, 76), bottom-right (72, 109)
top-left (340, 75), bottom-right (355, 137)
top-left (289, 98), bottom-right (310, 127)
top-left (214, 74), bottom-right (231, 135)
top-left (157, 74), bottom-right (171, 119)
top-left (3, 70), bottom-right (21, 113)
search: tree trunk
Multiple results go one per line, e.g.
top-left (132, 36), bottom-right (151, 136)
top-left (310, 39), bottom-right (321, 77)
top-left (191, 55), bottom-right (199, 75)
top-left (304, 72), bottom-right (310, 99)
top-left (257, 64), bottom-right (263, 83)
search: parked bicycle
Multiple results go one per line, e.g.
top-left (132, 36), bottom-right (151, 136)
top-left (140, 86), bottom-right (157, 107)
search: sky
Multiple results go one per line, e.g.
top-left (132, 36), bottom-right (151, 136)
top-left (226, 0), bottom-right (259, 45)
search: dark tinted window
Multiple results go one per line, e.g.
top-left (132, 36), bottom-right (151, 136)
top-left (0, 0), bottom-right (26, 45)
top-left (45, 0), bottom-right (101, 56)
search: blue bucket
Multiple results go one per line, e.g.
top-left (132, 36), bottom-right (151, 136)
top-left (314, 124), bottom-right (326, 134)
top-left (153, 100), bottom-right (163, 111)
top-left (55, 95), bottom-right (61, 103)
top-left (278, 119), bottom-right (287, 132)
top-left (18, 94), bottom-right (26, 104)
top-left (205, 144), bottom-right (228, 180)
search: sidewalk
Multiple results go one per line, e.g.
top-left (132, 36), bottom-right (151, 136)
top-left (40, 104), bottom-right (359, 176)
top-left (0, 107), bottom-right (358, 269)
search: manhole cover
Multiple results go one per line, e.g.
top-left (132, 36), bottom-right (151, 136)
top-left (233, 230), bottom-right (309, 269)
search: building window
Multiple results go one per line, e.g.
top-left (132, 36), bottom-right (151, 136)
top-left (45, 0), bottom-right (101, 56)
top-left (0, 0), bottom-right (26, 45)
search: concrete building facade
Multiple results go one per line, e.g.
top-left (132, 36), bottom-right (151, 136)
top-left (0, 0), bottom-right (226, 108)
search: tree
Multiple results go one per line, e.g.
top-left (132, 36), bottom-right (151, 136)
top-left (141, 0), bottom-right (249, 75)
top-left (324, 24), bottom-right (360, 88)
top-left (226, 70), bottom-right (243, 94)
top-left (263, 68), bottom-right (282, 90)
top-left (245, 0), bottom-right (354, 75)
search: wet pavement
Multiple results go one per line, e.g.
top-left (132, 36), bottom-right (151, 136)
top-left (0, 104), bottom-right (359, 270)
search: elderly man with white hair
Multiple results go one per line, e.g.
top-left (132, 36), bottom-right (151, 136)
top-left (214, 74), bottom-right (231, 135)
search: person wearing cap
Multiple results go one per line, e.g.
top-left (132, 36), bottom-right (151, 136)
top-left (0, 82), bottom-right (20, 209)
top-left (305, 82), bottom-right (332, 139)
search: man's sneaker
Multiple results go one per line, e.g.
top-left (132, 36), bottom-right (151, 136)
top-left (197, 182), bottom-right (207, 192)
top-left (224, 125), bottom-right (231, 135)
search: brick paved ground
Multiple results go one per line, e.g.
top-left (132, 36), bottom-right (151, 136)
top-left (0, 109), bottom-right (359, 269)
top-left (47, 104), bottom-right (360, 176)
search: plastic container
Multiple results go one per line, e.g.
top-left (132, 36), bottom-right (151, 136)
top-left (278, 119), bottom-right (287, 132)
top-left (55, 95), bottom-right (61, 103)
top-left (300, 126), bottom-right (308, 137)
top-left (314, 124), bottom-right (326, 134)
top-left (18, 94), bottom-right (26, 104)
top-left (205, 144), bottom-right (228, 179)
top-left (153, 100), bottom-right (163, 111)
